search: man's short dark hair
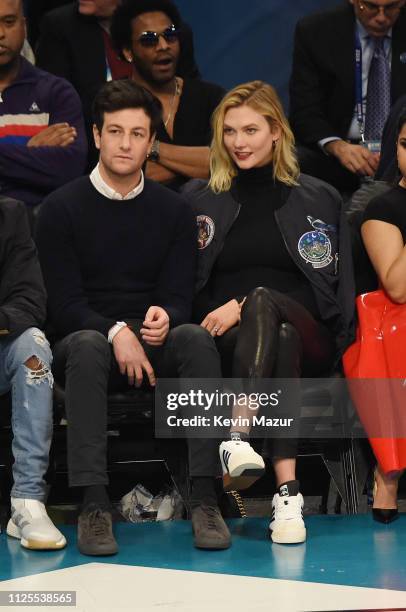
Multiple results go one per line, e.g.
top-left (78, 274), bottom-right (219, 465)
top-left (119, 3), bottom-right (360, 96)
top-left (111, 0), bottom-right (182, 57)
top-left (92, 80), bottom-right (162, 134)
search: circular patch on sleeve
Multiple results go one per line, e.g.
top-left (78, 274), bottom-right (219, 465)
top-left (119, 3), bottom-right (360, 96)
top-left (197, 215), bottom-right (215, 249)
top-left (297, 231), bottom-right (332, 269)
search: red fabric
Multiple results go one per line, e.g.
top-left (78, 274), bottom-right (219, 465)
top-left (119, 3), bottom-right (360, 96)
top-left (343, 290), bottom-right (406, 474)
top-left (101, 29), bottom-right (132, 81)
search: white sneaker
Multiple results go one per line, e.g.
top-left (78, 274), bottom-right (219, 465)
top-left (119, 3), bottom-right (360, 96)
top-left (269, 491), bottom-right (306, 544)
top-left (219, 440), bottom-right (265, 491)
top-left (7, 499), bottom-right (67, 550)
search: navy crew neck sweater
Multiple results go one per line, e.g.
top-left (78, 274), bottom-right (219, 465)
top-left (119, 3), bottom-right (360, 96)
top-left (36, 176), bottom-right (197, 339)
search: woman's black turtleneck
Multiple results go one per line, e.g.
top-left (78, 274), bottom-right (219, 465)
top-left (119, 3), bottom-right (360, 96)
top-left (193, 164), bottom-right (320, 322)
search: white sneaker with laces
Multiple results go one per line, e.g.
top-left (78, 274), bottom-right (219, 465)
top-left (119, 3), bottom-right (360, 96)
top-left (7, 499), bottom-right (67, 550)
top-left (269, 492), bottom-right (306, 544)
top-left (219, 439), bottom-right (265, 491)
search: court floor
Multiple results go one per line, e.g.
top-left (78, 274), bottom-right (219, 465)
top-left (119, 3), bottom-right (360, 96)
top-left (1, 515), bottom-right (406, 611)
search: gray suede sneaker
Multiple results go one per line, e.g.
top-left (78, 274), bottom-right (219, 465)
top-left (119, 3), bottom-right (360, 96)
top-left (191, 504), bottom-right (231, 550)
top-left (77, 503), bottom-right (118, 556)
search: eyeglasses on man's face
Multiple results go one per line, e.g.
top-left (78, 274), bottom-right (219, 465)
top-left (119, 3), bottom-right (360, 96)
top-left (137, 24), bottom-right (179, 48)
top-left (358, 0), bottom-right (404, 17)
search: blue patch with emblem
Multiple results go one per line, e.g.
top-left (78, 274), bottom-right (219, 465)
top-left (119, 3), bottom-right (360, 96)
top-left (298, 216), bottom-right (335, 269)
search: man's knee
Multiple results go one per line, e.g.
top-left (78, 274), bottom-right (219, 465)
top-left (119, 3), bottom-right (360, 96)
top-left (23, 355), bottom-right (54, 387)
top-left (67, 330), bottom-right (109, 356)
top-left (169, 324), bottom-right (214, 350)
top-left (168, 324), bottom-right (218, 361)
top-left (167, 324), bottom-right (221, 376)
top-left (14, 328), bottom-right (52, 365)
top-left (13, 328), bottom-right (54, 387)
top-left (63, 330), bottom-right (111, 373)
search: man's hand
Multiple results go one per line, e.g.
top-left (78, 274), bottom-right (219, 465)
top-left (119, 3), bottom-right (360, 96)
top-left (140, 306), bottom-right (170, 346)
top-left (27, 123), bottom-right (77, 148)
top-left (112, 326), bottom-right (156, 387)
top-left (200, 299), bottom-right (240, 336)
top-left (325, 140), bottom-right (379, 176)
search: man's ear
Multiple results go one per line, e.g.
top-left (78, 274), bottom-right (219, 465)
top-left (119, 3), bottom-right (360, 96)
top-left (123, 48), bottom-right (133, 63)
top-left (93, 124), bottom-right (101, 150)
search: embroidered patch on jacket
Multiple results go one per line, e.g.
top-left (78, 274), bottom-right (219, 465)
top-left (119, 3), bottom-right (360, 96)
top-left (298, 216), bottom-right (334, 269)
top-left (197, 215), bottom-right (215, 249)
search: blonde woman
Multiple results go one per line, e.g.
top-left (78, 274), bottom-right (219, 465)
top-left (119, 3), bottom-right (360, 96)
top-left (191, 81), bottom-right (355, 544)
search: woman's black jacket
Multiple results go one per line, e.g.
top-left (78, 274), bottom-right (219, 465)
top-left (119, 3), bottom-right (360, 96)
top-left (188, 174), bottom-right (356, 359)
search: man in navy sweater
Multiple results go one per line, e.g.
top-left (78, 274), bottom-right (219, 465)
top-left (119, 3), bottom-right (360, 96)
top-left (0, 0), bottom-right (87, 206)
top-left (36, 80), bottom-right (230, 556)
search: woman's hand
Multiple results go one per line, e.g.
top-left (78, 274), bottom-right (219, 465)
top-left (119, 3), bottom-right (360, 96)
top-left (200, 299), bottom-right (241, 336)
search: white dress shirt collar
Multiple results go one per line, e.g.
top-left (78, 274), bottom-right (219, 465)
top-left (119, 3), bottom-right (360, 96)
top-left (90, 163), bottom-right (144, 200)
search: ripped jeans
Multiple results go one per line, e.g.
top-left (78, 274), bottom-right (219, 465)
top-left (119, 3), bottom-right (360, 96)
top-left (0, 327), bottom-right (53, 500)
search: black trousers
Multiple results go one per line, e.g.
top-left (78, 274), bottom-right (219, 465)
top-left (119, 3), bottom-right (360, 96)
top-left (52, 323), bottom-right (222, 486)
top-left (215, 287), bottom-right (335, 458)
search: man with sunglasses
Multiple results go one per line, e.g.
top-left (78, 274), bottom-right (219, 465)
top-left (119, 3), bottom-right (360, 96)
top-left (35, 0), bottom-right (200, 168)
top-left (289, 0), bottom-right (406, 192)
top-left (111, 0), bottom-right (225, 191)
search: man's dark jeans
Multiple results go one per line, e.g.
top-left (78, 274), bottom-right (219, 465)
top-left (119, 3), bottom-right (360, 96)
top-left (52, 323), bottom-right (222, 487)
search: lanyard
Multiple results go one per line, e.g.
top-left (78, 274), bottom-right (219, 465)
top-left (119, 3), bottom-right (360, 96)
top-left (354, 30), bottom-right (365, 142)
top-left (106, 57), bottom-right (112, 82)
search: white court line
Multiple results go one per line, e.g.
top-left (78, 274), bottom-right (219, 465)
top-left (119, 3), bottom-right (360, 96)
top-left (1, 563), bottom-right (406, 611)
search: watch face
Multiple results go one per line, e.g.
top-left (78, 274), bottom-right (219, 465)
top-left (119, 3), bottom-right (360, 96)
top-left (148, 150), bottom-right (159, 162)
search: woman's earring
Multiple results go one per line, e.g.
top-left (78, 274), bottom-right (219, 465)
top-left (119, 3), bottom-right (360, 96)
top-left (272, 139), bottom-right (279, 149)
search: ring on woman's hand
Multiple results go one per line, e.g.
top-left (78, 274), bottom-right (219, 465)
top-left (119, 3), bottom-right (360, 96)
top-left (213, 327), bottom-right (219, 333)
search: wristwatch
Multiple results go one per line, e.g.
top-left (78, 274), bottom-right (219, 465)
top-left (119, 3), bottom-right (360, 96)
top-left (108, 321), bottom-right (127, 343)
top-left (148, 138), bottom-right (160, 162)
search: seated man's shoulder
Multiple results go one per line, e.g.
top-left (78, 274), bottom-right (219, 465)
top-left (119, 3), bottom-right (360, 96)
top-left (144, 176), bottom-right (186, 202)
top-left (297, 3), bottom-right (349, 33)
top-left (41, 176), bottom-right (91, 211)
top-left (32, 63), bottom-right (75, 89)
top-left (144, 178), bottom-right (194, 215)
top-left (41, 2), bottom-right (78, 27)
top-left (184, 78), bottom-right (225, 101)
top-left (20, 59), bottom-right (80, 101)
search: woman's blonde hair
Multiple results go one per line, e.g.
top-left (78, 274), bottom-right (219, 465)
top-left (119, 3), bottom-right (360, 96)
top-left (209, 80), bottom-right (299, 193)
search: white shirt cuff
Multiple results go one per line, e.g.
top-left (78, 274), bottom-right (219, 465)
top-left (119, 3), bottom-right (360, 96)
top-left (318, 137), bottom-right (342, 155)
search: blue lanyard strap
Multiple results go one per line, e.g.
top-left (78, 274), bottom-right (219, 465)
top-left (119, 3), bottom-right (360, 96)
top-left (106, 57), bottom-right (112, 82)
top-left (354, 30), bottom-right (365, 141)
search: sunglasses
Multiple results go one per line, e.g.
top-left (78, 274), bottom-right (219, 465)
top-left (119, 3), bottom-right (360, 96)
top-left (138, 24), bottom-right (179, 47)
top-left (358, 0), bottom-right (404, 16)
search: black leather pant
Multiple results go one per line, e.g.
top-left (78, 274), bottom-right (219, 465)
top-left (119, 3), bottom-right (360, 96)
top-left (216, 287), bottom-right (335, 458)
